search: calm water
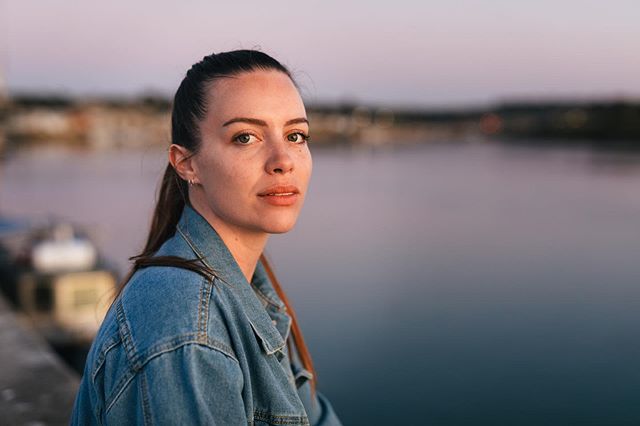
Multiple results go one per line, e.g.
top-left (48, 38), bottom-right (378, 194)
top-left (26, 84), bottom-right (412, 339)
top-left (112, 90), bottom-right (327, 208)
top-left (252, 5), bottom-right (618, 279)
top-left (2, 141), bottom-right (640, 425)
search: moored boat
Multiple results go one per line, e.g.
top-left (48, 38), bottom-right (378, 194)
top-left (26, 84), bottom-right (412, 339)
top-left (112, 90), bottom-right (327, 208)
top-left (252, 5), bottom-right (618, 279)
top-left (0, 218), bottom-right (117, 346)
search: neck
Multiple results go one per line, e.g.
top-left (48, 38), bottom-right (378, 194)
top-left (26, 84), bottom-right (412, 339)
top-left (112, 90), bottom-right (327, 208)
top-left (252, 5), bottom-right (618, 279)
top-left (190, 199), bottom-right (268, 283)
top-left (218, 226), bottom-right (268, 283)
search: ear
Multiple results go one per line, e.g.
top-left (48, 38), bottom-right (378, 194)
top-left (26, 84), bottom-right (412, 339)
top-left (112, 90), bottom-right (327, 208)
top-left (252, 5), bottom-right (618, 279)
top-left (168, 144), bottom-right (199, 184)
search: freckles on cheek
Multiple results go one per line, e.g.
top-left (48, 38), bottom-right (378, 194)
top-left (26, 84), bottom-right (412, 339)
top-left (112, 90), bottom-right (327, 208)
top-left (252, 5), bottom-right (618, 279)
top-left (220, 165), bottom-right (253, 192)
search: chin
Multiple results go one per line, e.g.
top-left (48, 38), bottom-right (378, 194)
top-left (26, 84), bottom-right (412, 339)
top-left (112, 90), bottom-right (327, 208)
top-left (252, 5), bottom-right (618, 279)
top-left (260, 216), bottom-right (298, 234)
top-left (264, 222), bottom-right (296, 235)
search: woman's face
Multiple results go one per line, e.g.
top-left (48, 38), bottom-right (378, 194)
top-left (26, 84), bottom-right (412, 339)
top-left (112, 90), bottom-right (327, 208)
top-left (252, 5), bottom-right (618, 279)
top-left (190, 69), bottom-right (312, 237)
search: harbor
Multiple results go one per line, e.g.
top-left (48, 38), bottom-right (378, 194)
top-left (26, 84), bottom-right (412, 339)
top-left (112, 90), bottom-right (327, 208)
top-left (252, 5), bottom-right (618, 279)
top-left (1, 1), bottom-right (639, 423)
top-left (0, 216), bottom-right (117, 424)
top-left (1, 143), bottom-right (639, 425)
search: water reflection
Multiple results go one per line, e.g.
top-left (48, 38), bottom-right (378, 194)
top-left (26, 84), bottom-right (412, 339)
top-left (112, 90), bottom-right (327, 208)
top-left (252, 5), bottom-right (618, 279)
top-left (1, 141), bottom-right (639, 425)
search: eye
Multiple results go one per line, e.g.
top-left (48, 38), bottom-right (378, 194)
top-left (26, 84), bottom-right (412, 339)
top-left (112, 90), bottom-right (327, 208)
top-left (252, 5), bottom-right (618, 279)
top-left (287, 132), bottom-right (310, 144)
top-left (233, 132), bottom-right (258, 145)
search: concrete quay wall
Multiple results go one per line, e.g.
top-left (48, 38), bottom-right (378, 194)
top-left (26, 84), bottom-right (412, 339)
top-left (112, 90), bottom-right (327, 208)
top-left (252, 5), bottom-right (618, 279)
top-left (0, 296), bottom-right (79, 425)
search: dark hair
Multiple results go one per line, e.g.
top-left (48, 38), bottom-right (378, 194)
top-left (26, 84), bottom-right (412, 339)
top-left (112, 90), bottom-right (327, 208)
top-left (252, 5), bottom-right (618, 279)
top-left (117, 50), bottom-right (316, 392)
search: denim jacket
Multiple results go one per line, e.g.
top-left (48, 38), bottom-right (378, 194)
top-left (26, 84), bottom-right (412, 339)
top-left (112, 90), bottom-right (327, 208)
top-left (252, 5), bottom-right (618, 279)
top-left (71, 205), bottom-right (343, 425)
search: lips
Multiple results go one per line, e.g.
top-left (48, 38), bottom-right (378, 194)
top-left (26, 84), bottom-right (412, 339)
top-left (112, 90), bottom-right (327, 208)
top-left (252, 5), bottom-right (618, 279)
top-left (258, 185), bottom-right (300, 197)
top-left (258, 185), bottom-right (300, 206)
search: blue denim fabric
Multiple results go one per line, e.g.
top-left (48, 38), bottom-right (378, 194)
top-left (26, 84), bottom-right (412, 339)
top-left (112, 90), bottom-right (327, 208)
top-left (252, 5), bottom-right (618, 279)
top-left (71, 205), bottom-right (343, 425)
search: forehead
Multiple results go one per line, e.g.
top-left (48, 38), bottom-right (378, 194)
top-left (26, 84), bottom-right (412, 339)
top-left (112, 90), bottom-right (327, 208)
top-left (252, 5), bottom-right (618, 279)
top-left (204, 70), bottom-right (306, 123)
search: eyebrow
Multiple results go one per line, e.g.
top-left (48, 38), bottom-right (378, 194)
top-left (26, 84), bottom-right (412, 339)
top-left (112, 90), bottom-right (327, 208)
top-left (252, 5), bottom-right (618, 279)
top-left (222, 117), bottom-right (309, 127)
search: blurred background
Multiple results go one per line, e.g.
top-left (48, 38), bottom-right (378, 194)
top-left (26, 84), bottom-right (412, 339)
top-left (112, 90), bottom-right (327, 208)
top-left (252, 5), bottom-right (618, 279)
top-left (0, 1), bottom-right (639, 425)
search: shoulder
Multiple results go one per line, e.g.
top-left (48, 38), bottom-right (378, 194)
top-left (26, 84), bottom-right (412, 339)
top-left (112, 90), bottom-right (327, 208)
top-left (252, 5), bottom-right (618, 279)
top-left (107, 343), bottom-right (245, 424)
top-left (76, 264), bottom-right (241, 413)
top-left (83, 257), bottom-right (239, 379)
top-left (74, 330), bottom-right (245, 424)
top-left (118, 264), bottom-right (237, 364)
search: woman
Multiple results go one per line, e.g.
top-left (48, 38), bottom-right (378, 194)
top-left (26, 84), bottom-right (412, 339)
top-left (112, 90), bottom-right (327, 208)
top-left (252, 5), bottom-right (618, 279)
top-left (71, 50), bottom-right (343, 425)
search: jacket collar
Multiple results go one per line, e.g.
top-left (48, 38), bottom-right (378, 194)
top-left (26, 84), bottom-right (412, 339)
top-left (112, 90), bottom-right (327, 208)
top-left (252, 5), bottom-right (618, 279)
top-left (175, 204), bottom-right (291, 355)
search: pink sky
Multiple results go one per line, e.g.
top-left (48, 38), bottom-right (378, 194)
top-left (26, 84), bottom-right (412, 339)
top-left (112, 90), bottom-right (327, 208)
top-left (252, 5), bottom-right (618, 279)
top-left (2, 0), bottom-right (639, 107)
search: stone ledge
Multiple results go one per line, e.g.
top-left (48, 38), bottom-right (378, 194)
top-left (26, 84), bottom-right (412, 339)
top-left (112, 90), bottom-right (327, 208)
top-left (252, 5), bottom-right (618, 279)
top-left (0, 295), bottom-right (79, 425)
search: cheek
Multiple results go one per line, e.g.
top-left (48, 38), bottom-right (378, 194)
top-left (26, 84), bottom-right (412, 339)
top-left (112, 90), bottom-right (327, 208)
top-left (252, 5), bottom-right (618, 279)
top-left (198, 151), bottom-right (233, 181)
top-left (197, 156), bottom-right (234, 197)
top-left (298, 149), bottom-right (313, 184)
top-left (204, 158), bottom-right (258, 205)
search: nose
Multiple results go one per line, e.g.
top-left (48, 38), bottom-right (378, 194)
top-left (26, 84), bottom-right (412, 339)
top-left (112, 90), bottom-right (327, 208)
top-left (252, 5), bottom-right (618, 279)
top-left (265, 140), bottom-right (294, 175)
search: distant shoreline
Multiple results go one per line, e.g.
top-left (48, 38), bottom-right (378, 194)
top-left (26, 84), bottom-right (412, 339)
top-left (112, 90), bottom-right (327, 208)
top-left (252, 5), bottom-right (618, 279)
top-left (1, 96), bottom-right (639, 152)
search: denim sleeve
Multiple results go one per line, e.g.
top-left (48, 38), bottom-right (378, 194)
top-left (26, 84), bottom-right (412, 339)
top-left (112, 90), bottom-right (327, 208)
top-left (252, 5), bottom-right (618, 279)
top-left (300, 386), bottom-right (343, 426)
top-left (106, 343), bottom-right (246, 425)
top-left (311, 391), bottom-right (343, 426)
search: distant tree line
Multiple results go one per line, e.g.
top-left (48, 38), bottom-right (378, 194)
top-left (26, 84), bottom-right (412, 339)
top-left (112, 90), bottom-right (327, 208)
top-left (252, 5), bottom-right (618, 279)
top-left (494, 101), bottom-right (640, 143)
top-left (5, 95), bottom-right (640, 148)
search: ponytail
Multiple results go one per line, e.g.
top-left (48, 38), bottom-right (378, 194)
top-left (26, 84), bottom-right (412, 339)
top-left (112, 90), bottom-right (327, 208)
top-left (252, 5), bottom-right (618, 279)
top-left (113, 164), bottom-right (213, 298)
top-left (140, 164), bottom-right (187, 259)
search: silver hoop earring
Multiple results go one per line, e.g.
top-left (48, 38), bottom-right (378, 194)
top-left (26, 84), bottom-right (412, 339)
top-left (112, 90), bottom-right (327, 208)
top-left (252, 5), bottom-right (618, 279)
top-left (188, 179), bottom-right (194, 186)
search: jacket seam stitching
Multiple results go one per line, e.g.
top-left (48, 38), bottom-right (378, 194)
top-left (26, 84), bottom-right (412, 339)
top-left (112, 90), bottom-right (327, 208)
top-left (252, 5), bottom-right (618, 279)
top-left (91, 337), bottom-right (122, 383)
top-left (140, 337), bottom-right (239, 366)
top-left (253, 409), bottom-right (310, 425)
top-left (249, 282), bottom-right (285, 310)
top-left (103, 340), bottom-right (240, 415)
top-left (246, 317), bottom-right (286, 355)
top-left (139, 368), bottom-right (152, 426)
top-left (198, 275), bottom-right (213, 341)
top-left (104, 370), bottom-right (136, 414)
top-left (115, 299), bottom-right (140, 369)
